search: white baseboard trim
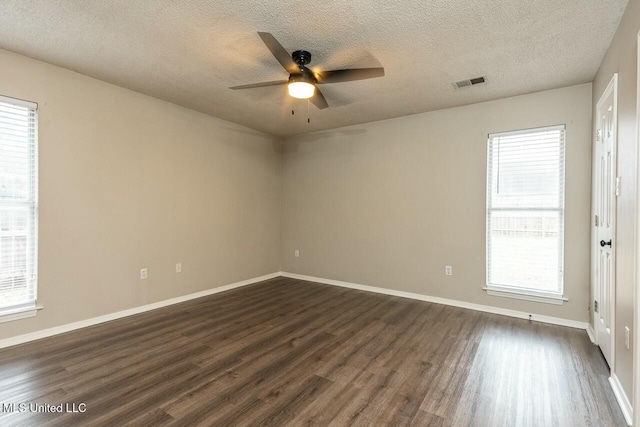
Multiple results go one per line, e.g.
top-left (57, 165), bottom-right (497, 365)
top-left (281, 272), bottom-right (588, 330)
top-left (0, 272), bottom-right (281, 350)
top-left (586, 324), bottom-right (596, 344)
top-left (609, 374), bottom-right (633, 425)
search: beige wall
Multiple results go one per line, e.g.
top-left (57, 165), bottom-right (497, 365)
top-left (592, 0), bottom-right (639, 401)
top-left (0, 49), bottom-right (282, 340)
top-left (282, 84), bottom-right (593, 323)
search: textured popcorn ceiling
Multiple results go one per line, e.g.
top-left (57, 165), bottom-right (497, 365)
top-left (0, 0), bottom-right (628, 137)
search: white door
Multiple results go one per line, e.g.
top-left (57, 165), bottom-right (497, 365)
top-left (595, 73), bottom-right (618, 368)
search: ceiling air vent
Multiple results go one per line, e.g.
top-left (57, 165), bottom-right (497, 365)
top-left (453, 76), bottom-right (486, 89)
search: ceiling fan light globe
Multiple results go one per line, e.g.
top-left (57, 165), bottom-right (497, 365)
top-left (288, 82), bottom-right (315, 99)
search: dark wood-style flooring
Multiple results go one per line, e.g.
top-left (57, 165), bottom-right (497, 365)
top-left (0, 277), bottom-right (627, 426)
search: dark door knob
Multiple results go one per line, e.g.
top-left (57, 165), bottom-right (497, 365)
top-left (600, 240), bottom-right (612, 247)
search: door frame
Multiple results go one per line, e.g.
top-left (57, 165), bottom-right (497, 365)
top-left (634, 30), bottom-right (640, 427)
top-left (593, 72), bottom-right (618, 368)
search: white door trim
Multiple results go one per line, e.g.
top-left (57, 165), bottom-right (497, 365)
top-left (633, 30), bottom-right (640, 427)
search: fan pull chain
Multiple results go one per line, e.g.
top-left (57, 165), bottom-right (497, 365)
top-left (307, 99), bottom-right (310, 123)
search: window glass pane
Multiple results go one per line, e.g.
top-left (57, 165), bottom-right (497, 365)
top-left (487, 126), bottom-right (564, 296)
top-left (488, 210), bottom-right (561, 293)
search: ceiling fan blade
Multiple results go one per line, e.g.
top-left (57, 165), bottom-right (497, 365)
top-left (257, 32), bottom-right (299, 74)
top-left (229, 80), bottom-right (288, 90)
top-left (315, 67), bottom-right (385, 84)
top-left (310, 87), bottom-right (329, 109)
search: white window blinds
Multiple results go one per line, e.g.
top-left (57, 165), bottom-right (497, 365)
top-left (486, 125), bottom-right (565, 298)
top-left (0, 96), bottom-right (38, 313)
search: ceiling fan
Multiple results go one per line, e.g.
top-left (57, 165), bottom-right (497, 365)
top-left (229, 32), bottom-right (385, 109)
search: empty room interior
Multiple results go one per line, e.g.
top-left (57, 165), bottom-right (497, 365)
top-left (0, 1), bottom-right (640, 426)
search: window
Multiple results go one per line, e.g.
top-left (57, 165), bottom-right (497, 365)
top-left (0, 96), bottom-right (38, 320)
top-left (485, 125), bottom-right (566, 304)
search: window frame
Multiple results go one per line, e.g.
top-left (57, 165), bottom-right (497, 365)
top-left (484, 124), bottom-right (567, 305)
top-left (0, 95), bottom-right (41, 323)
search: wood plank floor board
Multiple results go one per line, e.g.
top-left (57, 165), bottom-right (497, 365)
top-left (0, 277), bottom-right (627, 426)
top-left (409, 410), bottom-right (447, 427)
top-left (293, 381), bottom-right (364, 426)
top-left (162, 292), bottom-right (395, 425)
top-left (188, 288), bottom-right (365, 371)
top-left (252, 374), bottom-right (335, 427)
top-left (49, 362), bottom-right (201, 427)
top-left (161, 300), bottom-right (396, 422)
top-left (182, 284), bottom-right (353, 351)
top-left (163, 332), bottom-right (338, 426)
top-left (57, 343), bottom-right (211, 401)
top-left (175, 280), bottom-right (331, 341)
top-left (0, 367), bottom-right (71, 407)
top-left (207, 373), bottom-right (335, 427)
top-left (113, 408), bottom-right (175, 427)
top-left (0, 388), bottom-right (68, 424)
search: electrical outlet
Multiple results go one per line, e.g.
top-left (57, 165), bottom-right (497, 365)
top-left (140, 268), bottom-right (148, 280)
top-left (445, 266), bottom-right (452, 276)
top-left (295, 249), bottom-right (300, 258)
top-left (176, 263), bottom-right (182, 273)
top-left (625, 326), bottom-right (631, 350)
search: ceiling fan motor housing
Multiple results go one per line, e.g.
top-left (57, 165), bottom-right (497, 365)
top-left (292, 50), bottom-right (312, 67)
top-left (288, 67), bottom-right (316, 85)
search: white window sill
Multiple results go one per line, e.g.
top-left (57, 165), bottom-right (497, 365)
top-left (483, 286), bottom-right (567, 305)
top-left (0, 305), bottom-right (43, 324)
